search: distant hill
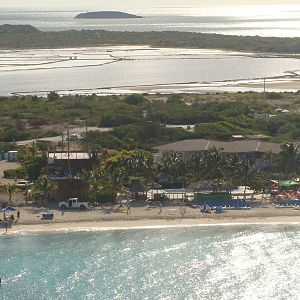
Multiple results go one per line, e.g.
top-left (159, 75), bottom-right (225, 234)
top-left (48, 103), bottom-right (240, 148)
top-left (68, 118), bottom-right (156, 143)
top-left (0, 24), bottom-right (40, 34)
top-left (74, 11), bottom-right (143, 19)
top-left (0, 25), bottom-right (300, 54)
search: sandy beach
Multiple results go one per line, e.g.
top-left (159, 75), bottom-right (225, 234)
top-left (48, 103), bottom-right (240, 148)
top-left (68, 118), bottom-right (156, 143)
top-left (239, 79), bottom-right (300, 90)
top-left (10, 216), bottom-right (300, 234)
top-left (4, 203), bottom-right (300, 234)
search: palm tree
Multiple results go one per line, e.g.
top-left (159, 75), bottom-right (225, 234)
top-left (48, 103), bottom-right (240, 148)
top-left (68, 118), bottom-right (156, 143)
top-left (125, 150), bottom-right (154, 179)
top-left (262, 150), bottom-right (274, 171)
top-left (105, 150), bottom-right (154, 187)
top-left (78, 168), bottom-right (113, 202)
top-left (105, 152), bottom-right (130, 188)
top-left (236, 159), bottom-right (256, 197)
top-left (33, 177), bottom-right (57, 201)
top-left (159, 151), bottom-right (186, 179)
top-left (276, 143), bottom-right (300, 177)
top-left (189, 152), bottom-right (204, 181)
top-left (223, 152), bottom-right (243, 189)
top-left (78, 170), bottom-right (92, 201)
top-left (0, 184), bottom-right (19, 204)
top-left (88, 177), bottom-right (103, 202)
top-left (201, 147), bottom-right (227, 190)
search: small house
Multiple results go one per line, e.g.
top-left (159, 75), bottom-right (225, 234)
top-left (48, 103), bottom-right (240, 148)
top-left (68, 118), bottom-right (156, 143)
top-left (8, 151), bottom-right (18, 162)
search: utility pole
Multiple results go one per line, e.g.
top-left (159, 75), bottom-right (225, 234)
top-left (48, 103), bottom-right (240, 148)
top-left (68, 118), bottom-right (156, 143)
top-left (276, 111), bottom-right (279, 143)
top-left (61, 132), bottom-right (64, 152)
top-left (67, 126), bottom-right (71, 177)
top-left (264, 112), bottom-right (268, 134)
top-left (32, 141), bottom-right (36, 182)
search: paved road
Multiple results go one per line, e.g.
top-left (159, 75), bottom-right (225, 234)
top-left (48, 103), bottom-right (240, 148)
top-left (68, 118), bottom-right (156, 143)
top-left (16, 127), bottom-right (112, 145)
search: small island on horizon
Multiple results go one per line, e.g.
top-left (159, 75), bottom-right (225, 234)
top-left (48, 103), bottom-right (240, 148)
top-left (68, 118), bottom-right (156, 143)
top-left (74, 11), bottom-right (143, 19)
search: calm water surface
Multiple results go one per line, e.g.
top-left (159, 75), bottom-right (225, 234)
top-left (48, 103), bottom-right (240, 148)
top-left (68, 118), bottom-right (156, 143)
top-left (1, 5), bottom-right (300, 95)
top-left (0, 225), bottom-right (300, 300)
top-left (1, 5), bottom-right (300, 37)
top-left (1, 47), bottom-right (300, 95)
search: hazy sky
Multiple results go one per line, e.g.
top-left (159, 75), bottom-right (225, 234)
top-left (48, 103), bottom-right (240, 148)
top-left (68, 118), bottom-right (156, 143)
top-left (2, 0), bottom-right (300, 9)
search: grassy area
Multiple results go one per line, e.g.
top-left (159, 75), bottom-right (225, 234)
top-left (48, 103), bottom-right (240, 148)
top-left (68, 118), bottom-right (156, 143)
top-left (0, 25), bottom-right (300, 53)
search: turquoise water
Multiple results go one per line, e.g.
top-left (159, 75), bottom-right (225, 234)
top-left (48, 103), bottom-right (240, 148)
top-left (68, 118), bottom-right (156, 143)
top-left (1, 225), bottom-right (300, 300)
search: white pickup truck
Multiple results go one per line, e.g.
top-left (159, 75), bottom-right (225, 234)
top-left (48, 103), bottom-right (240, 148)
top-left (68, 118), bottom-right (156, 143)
top-left (59, 198), bottom-right (88, 210)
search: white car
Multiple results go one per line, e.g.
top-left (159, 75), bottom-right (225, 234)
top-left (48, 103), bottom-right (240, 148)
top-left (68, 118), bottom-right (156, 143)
top-left (59, 198), bottom-right (88, 210)
top-left (16, 180), bottom-right (32, 187)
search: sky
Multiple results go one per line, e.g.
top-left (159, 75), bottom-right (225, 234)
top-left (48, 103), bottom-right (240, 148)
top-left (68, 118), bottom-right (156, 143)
top-left (2, 0), bottom-right (300, 9)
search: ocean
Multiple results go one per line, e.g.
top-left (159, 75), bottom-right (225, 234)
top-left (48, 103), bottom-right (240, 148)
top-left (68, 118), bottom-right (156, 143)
top-left (1, 225), bottom-right (300, 300)
top-left (1, 5), bottom-right (300, 37)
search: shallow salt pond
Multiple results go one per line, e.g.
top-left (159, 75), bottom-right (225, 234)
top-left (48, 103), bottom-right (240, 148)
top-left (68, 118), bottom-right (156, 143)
top-left (0, 46), bottom-right (300, 96)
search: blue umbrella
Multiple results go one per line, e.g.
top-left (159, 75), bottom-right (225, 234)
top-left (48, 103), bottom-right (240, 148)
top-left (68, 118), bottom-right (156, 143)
top-left (1, 206), bottom-right (17, 212)
top-left (1, 206), bottom-right (16, 220)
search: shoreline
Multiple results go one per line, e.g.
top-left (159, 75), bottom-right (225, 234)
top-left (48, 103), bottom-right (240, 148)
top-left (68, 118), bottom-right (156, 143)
top-left (2, 45), bottom-right (300, 96)
top-left (13, 79), bottom-right (300, 97)
top-left (12, 77), bottom-right (300, 97)
top-left (9, 216), bottom-right (300, 234)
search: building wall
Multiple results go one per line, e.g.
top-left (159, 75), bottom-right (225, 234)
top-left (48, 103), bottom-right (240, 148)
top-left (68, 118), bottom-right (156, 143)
top-left (48, 159), bottom-right (93, 178)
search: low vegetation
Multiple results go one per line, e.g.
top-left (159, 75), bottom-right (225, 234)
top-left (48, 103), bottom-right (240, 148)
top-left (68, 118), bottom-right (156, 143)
top-left (1, 25), bottom-right (300, 53)
top-left (0, 92), bottom-right (299, 147)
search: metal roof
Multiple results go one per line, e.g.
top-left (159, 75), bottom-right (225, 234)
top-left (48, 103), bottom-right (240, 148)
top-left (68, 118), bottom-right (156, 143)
top-left (153, 139), bottom-right (283, 154)
top-left (48, 152), bottom-right (91, 160)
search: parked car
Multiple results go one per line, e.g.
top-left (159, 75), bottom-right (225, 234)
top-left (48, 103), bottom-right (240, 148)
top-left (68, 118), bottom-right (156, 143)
top-left (16, 180), bottom-right (32, 188)
top-left (59, 198), bottom-right (88, 210)
top-left (66, 134), bottom-right (79, 141)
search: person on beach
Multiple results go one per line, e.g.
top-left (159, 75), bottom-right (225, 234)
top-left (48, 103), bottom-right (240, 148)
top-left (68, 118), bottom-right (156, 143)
top-left (127, 201), bottom-right (131, 215)
top-left (159, 201), bottom-right (163, 214)
top-left (3, 222), bottom-right (8, 235)
top-left (17, 210), bottom-right (20, 219)
top-left (179, 206), bottom-right (186, 217)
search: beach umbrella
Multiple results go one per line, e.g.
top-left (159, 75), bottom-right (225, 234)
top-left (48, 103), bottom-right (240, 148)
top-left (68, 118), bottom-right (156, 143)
top-left (1, 206), bottom-right (17, 211)
top-left (1, 206), bottom-right (16, 219)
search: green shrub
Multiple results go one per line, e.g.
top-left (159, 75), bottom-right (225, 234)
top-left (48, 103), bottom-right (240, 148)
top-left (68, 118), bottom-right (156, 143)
top-left (96, 190), bottom-right (116, 203)
top-left (3, 167), bottom-right (26, 179)
top-left (124, 94), bottom-right (145, 105)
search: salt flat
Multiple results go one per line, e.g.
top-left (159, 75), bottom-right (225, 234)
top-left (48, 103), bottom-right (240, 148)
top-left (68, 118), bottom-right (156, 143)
top-left (1, 46), bottom-right (300, 96)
